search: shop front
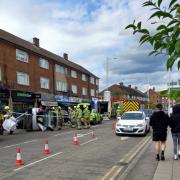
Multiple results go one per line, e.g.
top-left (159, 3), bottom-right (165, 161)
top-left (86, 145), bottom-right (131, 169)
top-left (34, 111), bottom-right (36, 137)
top-left (0, 88), bottom-right (9, 107)
top-left (11, 90), bottom-right (35, 113)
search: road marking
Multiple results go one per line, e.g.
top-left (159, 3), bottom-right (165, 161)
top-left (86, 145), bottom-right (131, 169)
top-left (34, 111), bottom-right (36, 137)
top-left (54, 131), bottom-right (73, 137)
top-left (0, 140), bottom-right (37, 150)
top-left (14, 152), bottom-right (63, 172)
top-left (80, 138), bottom-right (98, 146)
top-left (102, 136), bottom-right (151, 180)
top-left (120, 137), bottom-right (129, 141)
top-left (77, 131), bottom-right (93, 138)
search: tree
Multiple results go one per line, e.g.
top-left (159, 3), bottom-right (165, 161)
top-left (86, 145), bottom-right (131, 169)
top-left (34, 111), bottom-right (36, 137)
top-left (125, 0), bottom-right (180, 70)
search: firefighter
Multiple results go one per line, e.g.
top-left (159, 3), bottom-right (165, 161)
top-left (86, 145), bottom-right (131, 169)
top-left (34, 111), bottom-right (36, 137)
top-left (76, 105), bottom-right (83, 130)
top-left (0, 108), bottom-right (4, 135)
top-left (4, 106), bottom-right (12, 119)
top-left (68, 107), bottom-right (76, 128)
top-left (116, 106), bottom-right (121, 118)
top-left (54, 106), bottom-right (63, 130)
top-left (83, 106), bottom-right (91, 129)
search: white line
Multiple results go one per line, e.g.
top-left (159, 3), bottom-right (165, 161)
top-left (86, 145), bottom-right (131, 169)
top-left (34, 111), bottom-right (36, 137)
top-left (14, 152), bottom-right (63, 171)
top-left (0, 140), bottom-right (37, 150)
top-left (54, 131), bottom-right (73, 137)
top-left (77, 131), bottom-right (92, 137)
top-left (80, 138), bottom-right (98, 146)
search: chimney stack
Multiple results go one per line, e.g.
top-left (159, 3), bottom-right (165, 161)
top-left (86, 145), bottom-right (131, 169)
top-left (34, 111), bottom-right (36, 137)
top-left (63, 53), bottom-right (68, 60)
top-left (128, 85), bottom-right (131, 88)
top-left (33, 37), bottom-right (39, 47)
top-left (119, 82), bottom-right (123, 86)
top-left (153, 87), bottom-right (155, 91)
top-left (135, 86), bottom-right (138, 90)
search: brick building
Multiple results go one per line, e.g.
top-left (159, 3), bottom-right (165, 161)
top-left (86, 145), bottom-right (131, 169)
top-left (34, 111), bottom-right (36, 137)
top-left (0, 29), bottom-right (99, 111)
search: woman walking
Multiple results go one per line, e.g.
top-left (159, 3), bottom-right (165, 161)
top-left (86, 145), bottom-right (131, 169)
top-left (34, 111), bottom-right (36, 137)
top-left (150, 103), bottom-right (169, 161)
top-left (169, 104), bottom-right (180, 160)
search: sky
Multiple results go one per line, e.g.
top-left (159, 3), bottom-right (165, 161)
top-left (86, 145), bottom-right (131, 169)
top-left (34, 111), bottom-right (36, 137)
top-left (0, 0), bottom-right (179, 92)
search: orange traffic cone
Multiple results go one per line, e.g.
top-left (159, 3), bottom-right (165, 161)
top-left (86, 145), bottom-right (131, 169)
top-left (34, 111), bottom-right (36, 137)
top-left (112, 122), bottom-right (115, 130)
top-left (16, 147), bottom-right (24, 166)
top-left (73, 131), bottom-right (79, 145)
top-left (43, 139), bottom-right (50, 155)
top-left (91, 130), bottom-right (96, 138)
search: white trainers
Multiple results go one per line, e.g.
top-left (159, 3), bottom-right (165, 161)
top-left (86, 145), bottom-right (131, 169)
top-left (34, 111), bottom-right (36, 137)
top-left (174, 154), bottom-right (178, 160)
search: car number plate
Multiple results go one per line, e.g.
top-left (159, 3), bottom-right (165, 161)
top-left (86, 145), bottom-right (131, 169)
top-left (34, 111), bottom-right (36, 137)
top-left (124, 127), bottom-right (133, 131)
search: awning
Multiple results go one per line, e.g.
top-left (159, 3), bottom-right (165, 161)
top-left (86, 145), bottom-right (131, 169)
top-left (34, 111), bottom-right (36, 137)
top-left (41, 101), bottom-right (58, 106)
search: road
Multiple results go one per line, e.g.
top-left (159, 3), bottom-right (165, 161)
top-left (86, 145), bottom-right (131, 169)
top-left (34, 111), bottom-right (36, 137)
top-left (0, 120), bottom-right (152, 180)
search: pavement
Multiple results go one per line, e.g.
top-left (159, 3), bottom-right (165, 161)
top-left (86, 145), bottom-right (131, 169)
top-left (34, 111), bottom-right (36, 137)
top-left (153, 132), bottom-right (180, 180)
top-left (123, 131), bottom-right (180, 180)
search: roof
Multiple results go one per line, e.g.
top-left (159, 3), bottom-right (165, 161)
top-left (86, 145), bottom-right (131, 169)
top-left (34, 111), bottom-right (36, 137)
top-left (0, 29), bottom-right (99, 79)
top-left (100, 84), bottom-right (147, 97)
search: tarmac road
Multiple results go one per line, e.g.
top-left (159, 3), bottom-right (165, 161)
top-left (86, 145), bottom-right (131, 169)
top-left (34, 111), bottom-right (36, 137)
top-left (0, 120), bottom-right (152, 180)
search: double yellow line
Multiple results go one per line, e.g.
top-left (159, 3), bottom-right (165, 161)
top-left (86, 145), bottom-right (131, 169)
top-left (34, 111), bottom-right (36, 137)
top-left (102, 136), bottom-right (151, 180)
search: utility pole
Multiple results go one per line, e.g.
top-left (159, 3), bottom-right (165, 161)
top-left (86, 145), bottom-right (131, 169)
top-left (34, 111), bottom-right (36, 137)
top-left (106, 57), bottom-right (109, 91)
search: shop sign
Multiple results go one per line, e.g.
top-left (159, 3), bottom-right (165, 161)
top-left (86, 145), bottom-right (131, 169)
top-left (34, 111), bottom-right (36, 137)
top-left (41, 101), bottom-right (58, 107)
top-left (41, 93), bottom-right (55, 101)
top-left (17, 92), bottom-right (32, 98)
top-left (12, 90), bottom-right (33, 99)
top-left (32, 93), bottom-right (41, 99)
top-left (55, 95), bottom-right (69, 102)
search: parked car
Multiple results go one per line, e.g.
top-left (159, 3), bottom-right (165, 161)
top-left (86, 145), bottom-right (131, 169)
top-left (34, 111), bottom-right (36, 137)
top-left (115, 111), bottom-right (150, 136)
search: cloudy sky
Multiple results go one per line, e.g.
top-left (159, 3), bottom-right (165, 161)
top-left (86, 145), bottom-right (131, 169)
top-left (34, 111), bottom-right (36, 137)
top-left (0, 0), bottom-right (179, 92)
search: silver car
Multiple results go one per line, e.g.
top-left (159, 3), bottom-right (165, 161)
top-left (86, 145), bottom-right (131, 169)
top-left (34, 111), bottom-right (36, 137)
top-left (115, 111), bottom-right (150, 135)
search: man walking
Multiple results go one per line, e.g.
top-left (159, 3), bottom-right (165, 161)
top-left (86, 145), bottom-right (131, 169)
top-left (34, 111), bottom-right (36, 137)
top-left (150, 103), bottom-right (169, 161)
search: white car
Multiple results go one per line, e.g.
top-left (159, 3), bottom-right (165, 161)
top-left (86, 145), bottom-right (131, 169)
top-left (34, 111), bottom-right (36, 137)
top-left (115, 111), bottom-right (150, 136)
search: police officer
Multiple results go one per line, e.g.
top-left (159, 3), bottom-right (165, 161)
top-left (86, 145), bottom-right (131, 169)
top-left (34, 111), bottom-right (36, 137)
top-left (76, 105), bottom-right (83, 130)
top-left (83, 106), bottom-right (91, 129)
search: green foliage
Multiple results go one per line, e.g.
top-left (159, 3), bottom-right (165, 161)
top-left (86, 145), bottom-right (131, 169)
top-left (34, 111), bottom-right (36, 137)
top-left (125, 0), bottom-right (180, 70)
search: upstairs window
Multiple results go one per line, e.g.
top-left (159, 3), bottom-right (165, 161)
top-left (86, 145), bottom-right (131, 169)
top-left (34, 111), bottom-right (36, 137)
top-left (82, 74), bottom-right (87, 81)
top-left (40, 77), bottom-right (49, 89)
top-left (39, 58), bottom-right (49, 69)
top-left (82, 87), bottom-right (87, 95)
top-left (17, 71), bottom-right (29, 85)
top-left (16, 49), bottom-right (29, 63)
top-left (91, 89), bottom-right (95, 96)
top-left (90, 77), bottom-right (95, 84)
top-left (72, 84), bottom-right (77, 94)
top-left (56, 81), bottom-right (67, 92)
top-left (96, 79), bottom-right (99, 85)
top-left (55, 64), bottom-right (67, 74)
top-left (71, 70), bottom-right (77, 78)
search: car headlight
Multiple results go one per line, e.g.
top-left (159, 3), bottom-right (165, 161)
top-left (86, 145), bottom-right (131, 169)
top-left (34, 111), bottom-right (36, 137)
top-left (136, 124), bottom-right (144, 127)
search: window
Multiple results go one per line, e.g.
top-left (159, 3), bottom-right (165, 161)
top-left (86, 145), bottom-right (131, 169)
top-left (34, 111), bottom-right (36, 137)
top-left (56, 81), bottom-right (67, 92)
top-left (82, 87), bottom-right (87, 95)
top-left (82, 74), bottom-right (87, 81)
top-left (90, 77), bottom-right (95, 84)
top-left (96, 79), bottom-right (99, 85)
top-left (55, 64), bottom-right (67, 74)
top-left (17, 71), bottom-right (29, 85)
top-left (40, 77), bottom-right (49, 89)
top-left (72, 85), bottom-right (77, 94)
top-left (39, 58), bottom-right (49, 69)
top-left (0, 66), bottom-right (1, 81)
top-left (71, 70), bottom-right (77, 78)
top-left (91, 89), bottom-right (95, 96)
top-left (16, 49), bottom-right (29, 63)
top-left (96, 90), bottom-right (99, 96)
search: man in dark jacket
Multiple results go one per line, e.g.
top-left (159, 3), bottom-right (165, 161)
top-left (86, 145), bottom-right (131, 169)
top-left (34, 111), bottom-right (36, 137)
top-left (150, 103), bottom-right (169, 161)
top-left (169, 104), bottom-right (180, 160)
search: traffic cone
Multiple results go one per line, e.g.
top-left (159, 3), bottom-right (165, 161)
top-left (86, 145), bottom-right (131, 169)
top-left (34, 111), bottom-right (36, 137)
top-left (73, 131), bottom-right (79, 145)
top-left (43, 139), bottom-right (50, 155)
top-left (91, 130), bottom-right (96, 138)
top-left (16, 148), bottom-right (24, 166)
top-left (112, 122), bottom-right (115, 130)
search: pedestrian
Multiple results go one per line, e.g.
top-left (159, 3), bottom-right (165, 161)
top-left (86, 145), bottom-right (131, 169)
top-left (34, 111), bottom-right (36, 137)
top-left (150, 103), bottom-right (169, 161)
top-left (169, 104), bottom-right (180, 160)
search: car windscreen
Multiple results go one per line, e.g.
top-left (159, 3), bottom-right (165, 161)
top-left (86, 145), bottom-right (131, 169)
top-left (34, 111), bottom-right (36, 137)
top-left (121, 113), bottom-right (144, 120)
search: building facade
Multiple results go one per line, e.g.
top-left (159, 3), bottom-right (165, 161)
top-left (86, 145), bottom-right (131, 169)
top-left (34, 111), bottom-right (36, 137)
top-left (0, 29), bottom-right (99, 111)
